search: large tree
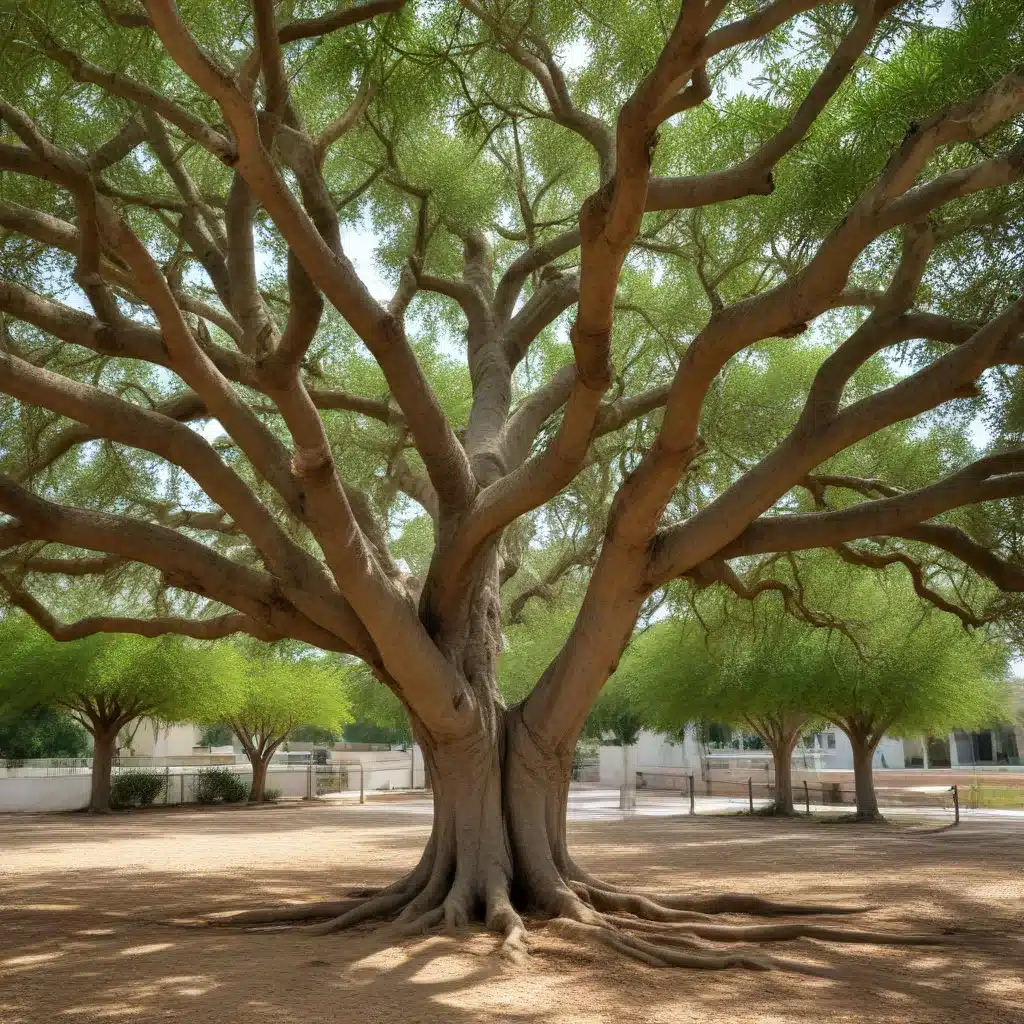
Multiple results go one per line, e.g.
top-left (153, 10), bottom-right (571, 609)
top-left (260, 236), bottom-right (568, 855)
top-left (0, 615), bottom-right (226, 809)
top-left (1, 0), bottom-right (1023, 964)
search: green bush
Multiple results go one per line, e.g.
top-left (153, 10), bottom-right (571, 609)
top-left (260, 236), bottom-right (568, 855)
top-left (111, 771), bottom-right (166, 809)
top-left (263, 787), bottom-right (281, 803)
top-left (194, 767), bottom-right (249, 805)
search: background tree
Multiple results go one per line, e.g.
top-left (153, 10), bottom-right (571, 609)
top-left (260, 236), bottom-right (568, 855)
top-left (214, 644), bottom-right (350, 802)
top-left (625, 611), bottom-right (823, 815)
top-left (805, 566), bottom-right (1012, 819)
top-left (0, 705), bottom-right (90, 761)
top-left (0, 614), bottom-right (227, 809)
top-left (0, 0), bottom-right (1023, 964)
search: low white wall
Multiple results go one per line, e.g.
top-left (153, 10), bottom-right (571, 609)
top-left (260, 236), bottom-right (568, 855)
top-left (0, 749), bottom-right (430, 812)
top-left (0, 773), bottom-right (92, 812)
top-left (0, 765), bottom-right (313, 812)
top-left (327, 747), bottom-right (425, 792)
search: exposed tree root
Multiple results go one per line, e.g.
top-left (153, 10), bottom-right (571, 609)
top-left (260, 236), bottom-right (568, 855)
top-left (207, 897), bottom-right (368, 927)
top-left (549, 917), bottom-right (772, 970)
top-left (193, 871), bottom-right (948, 971)
top-left (602, 915), bottom-right (948, 946)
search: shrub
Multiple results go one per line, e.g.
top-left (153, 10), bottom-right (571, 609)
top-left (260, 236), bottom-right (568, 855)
top-left (263, 787), bottom-right (281, 803)
top-left (111, 771), bottom-right (166, 809)
top-left (194, 767), bottom-right (249, 805)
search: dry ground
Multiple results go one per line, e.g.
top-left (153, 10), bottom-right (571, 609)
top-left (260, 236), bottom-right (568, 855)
top-left (1, 803), bottom-right (1022, 1023)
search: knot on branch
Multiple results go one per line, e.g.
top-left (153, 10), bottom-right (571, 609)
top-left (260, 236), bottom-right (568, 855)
top-left (580, 180), bottom-right (615, 243)
top-left (571, 326), bottom-right (613, 391)
top-left (292, 443), bottom-right (334, 481)
top-left (645, 130), bottom-right (660, 167)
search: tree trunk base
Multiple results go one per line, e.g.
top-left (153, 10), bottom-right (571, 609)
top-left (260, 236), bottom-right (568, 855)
top-left (185, 715), bottom-right (942, 969)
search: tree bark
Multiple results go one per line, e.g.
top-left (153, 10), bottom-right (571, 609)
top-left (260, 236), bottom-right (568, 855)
top-left (90, 728), bottom-right (117, 813)
top-left (848, 732), bottom-right (882, 821)
top-left (769, 740), bottom-right (796, 816)
top-left (249, 756), bottom-right (270, 804)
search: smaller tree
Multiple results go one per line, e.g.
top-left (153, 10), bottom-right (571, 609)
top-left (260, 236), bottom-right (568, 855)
top-left (811, 580), bottom-right (1011, 820)
top-left (214, 648), bottom-right (350, 803)
top-left (0, 615), bottom-right (225, 811)
top-left (624, 614), bottom-right (819, 815)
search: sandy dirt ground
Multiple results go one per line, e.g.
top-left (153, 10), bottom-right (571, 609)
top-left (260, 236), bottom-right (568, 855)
top-left (1, 803), bottom-right (1022, 1024)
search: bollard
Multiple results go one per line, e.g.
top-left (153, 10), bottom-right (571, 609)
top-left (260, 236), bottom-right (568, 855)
top-left (748, 777), bottom-right (754, 813)
top-left (951, 784), bottom-right (959, 825)
top-left (359, 763), bottom-right (365, 805)
top-left (803, 780), bottom-right (810, 815)
top-left (689, 774), bottom-right (695, 816)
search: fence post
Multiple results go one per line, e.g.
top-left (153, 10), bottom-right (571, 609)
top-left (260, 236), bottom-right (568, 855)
top-left (359, 763), bottom-right (365, 805)
top-left (307, 758), bottom-right (313, 800)
top-left (180, 771), bottom-right (184, 805)
top-left (689, 774), bottom-right (695, 816)
top-left (803, 780), bottom-right (810, 815)
top-left (748, 777), bottom-right (754, 813)
top-left (165, 766), bottom-right (170, 806)
top-left (951, 784), bottom-right (959, 825)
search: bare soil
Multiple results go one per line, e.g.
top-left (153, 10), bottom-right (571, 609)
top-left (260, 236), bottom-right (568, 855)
top-left (1, 803), bottom-right (1022, 1023)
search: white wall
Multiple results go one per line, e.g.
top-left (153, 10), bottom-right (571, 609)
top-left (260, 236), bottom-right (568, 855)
top-left (126, 722), bottom-right (203, 758)
top-left (814, 730), bottom-right (905, 771)
top-left (325, 746), bottom-right (425, 792)
top-left (0, 773), bottom-right (92, 812)
top-left (598, 727), bottom-right (910, 786)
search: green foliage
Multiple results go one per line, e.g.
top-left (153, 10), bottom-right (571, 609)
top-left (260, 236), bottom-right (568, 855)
top-left (500, 598), bottom-right (583, 705)
top-left (198, 723), bottom-right (234, 748)
top-left (194, 767), bottom-right (248, 805)
top-left (290, 724), bottom-right (340, 745)
top-left (615, 555), bottom-right (1012, 746)
top-left (0, 615), bottom-right (231, 729)
top-left (110, 771), bottom-right (166, 810)
top-left (340, 662), bottom-right (412, 742)
top-left (0, 0), bottom-right (1022, 732)
top-left (801, 564), bottom-right (1012, 738)
top-left (583, 674), bottom-right (646, 747)
top-left (209, 644), bottom-right (351, 748)
top-left (343, 721), bottom-right (409, 746)
top-left (0, 706), bottom-right (90, 761)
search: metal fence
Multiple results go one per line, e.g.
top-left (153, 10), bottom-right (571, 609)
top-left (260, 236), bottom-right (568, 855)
top-left (623, 769), bottom-right (1002, 822)
top-left (102, 759), bottom-right (430, 807)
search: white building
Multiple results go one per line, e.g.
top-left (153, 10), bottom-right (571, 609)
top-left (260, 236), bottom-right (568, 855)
top-left (119, 720), bottom-right (205, 758)
top-left (599, 715), bottom-right (1023, 788)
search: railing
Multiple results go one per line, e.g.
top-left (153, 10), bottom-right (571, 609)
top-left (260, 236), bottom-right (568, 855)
top-left (620, 770), bottom-right (995, 822)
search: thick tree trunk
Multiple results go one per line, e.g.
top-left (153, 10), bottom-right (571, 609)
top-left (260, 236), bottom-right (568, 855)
top-left (90, 729), bottom-right (116, 813)
top-left (769, 741), bottom-right (795, 815)
top-left (249, 756), bottom-right (269, 804)
top-left (849, 734), bottom-right (882, 821)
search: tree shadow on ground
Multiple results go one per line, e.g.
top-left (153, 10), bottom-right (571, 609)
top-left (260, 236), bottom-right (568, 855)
top-left (1, 810), bottom-right (1021, 1023)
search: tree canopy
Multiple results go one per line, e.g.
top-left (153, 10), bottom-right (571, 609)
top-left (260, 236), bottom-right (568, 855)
top-left (0, 612), bottom-right (229, 806)
top-left (0, 705), bottom-right (90, 760)
top-left (0, 613), bottom-right (229, 729)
